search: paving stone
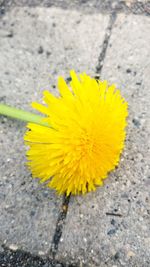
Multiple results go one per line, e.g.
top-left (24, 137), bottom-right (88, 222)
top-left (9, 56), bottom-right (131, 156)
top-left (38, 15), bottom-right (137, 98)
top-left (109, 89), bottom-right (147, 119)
top-left (56, 14), bottom-right (150, 267)
top-left (2, 1), bottom-right (149, 15)
top-left (0, 7), bottom-right (109, 254)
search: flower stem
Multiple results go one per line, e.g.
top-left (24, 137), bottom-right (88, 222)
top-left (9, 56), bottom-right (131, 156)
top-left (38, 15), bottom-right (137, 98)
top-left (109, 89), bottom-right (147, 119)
top-left (0, 104), bottom-right (49, 127)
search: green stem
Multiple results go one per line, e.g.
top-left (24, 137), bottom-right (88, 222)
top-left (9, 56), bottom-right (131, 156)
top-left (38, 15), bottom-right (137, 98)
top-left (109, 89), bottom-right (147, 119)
top-left (0, 104), bottom-right (49, 127)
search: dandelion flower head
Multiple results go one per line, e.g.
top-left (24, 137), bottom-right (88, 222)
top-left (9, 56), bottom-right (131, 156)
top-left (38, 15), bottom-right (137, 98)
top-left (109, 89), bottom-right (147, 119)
top-left (24, 71), bottom-right (128, 195)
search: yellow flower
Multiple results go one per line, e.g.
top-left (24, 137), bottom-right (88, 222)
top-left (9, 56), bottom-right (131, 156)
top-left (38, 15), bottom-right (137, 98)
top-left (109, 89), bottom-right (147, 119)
top-left (24, 71), bottom-right (128, 195)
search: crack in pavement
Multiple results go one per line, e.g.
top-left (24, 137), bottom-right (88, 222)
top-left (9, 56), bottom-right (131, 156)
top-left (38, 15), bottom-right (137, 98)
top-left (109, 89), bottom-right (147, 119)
top-left (96, 12), bottom-right (117, 74)
top-left (50, 194), bottom-right (71, 260)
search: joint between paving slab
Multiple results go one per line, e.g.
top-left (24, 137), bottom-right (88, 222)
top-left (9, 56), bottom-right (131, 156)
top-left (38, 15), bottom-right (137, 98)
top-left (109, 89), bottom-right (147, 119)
top-left (49, 194), bottom-right (71, 260)
top-left (95, 12), bottom-right (117, 75)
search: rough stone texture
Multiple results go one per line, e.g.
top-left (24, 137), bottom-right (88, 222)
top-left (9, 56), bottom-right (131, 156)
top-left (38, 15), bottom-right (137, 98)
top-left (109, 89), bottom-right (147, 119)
top-left (2, 0), bottom-right (150, 15)
top-left (56, 15), bottom-right (150, 267)
top-left (0, 246), bottom-right (65, 267)
top-left (0, 7), bottom-right (108, 109)
top-left (0, 7), bottom-right (109, 254)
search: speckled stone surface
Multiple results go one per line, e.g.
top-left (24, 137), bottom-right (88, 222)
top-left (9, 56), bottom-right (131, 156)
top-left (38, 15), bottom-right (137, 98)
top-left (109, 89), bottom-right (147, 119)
top-left (56, 14), bottom-right (150, 267)
top-left (0, 7), bottom-right (109, 254)
top-left (2, 0), bottom-right (150, 15)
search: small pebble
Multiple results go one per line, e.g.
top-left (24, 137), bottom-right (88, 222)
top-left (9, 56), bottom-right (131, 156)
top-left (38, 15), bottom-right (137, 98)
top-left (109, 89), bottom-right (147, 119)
top-left (126, 68), bottom-right (131, 73)
top-left (111, 219), bottom-right (116, 226)
top-left (43, 190), bottom-right (49, 197)
top-left (127, 250), bottom-right (135, 258)
top-left (66, 77), bottom-right (72, 83)
top-left (6, 31), bottom-right (13, 38)
top-left (46, 51), bottom-right (51, 57)
top-left (107, 228), bottom-right (117, 235)
top-left (38, 46), bottom-right (44, 54)
top-left (136, 81), bottom-right (141, 85)
top-left (9, 244), bottom-right (18, 251)
top-left (38, 251), bottom-right (45, 256)
top-left (132, 118), bottom-right (140, 127)
top-left (113, 251), bottom-right (120, 260)
top-left (30, 210), bottom-right (36, 216)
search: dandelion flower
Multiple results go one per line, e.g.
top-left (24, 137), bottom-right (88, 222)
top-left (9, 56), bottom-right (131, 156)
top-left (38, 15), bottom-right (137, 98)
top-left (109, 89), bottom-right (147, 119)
top-left (24, 71), bottom-right (128, 195)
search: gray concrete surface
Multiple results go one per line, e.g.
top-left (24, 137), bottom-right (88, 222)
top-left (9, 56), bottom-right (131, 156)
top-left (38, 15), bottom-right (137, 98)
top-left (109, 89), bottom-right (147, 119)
top-left (0, 6), bottom-right (109, 255)
top-left (2, 0), bottom-right (150, 15)
top-left (0, 2), bottom-right (150, 267)
top-left (56, 14), bottom-right (150, 267)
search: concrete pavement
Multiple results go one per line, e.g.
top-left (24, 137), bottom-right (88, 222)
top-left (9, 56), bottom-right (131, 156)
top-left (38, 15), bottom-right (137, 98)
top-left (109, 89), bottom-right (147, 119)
top-left (56, 14), bottom-right (150, 267)
top-left (0, 1), bottom-right (150, 267)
